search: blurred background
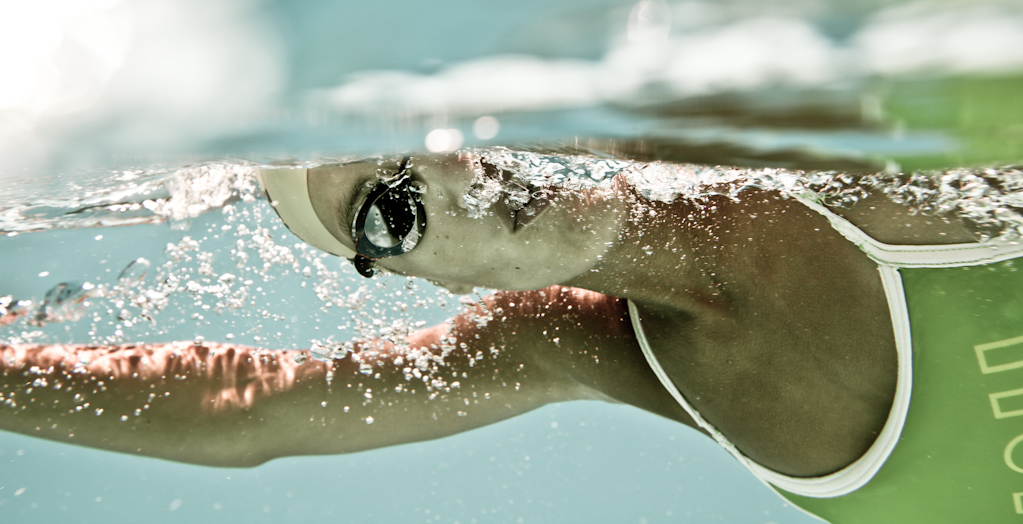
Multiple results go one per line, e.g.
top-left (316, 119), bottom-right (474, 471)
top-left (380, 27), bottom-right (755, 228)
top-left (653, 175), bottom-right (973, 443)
top-left (3, 0), bottom-right (1022, 180)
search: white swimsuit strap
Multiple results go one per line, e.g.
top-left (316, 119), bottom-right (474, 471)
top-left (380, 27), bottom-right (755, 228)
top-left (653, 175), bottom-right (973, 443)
top-left (794, 193), bottom-right (1023, 268)
top-left (628, 294), bottom-right (911, 499)
top-left (627, 300), bottom-right (753, 465)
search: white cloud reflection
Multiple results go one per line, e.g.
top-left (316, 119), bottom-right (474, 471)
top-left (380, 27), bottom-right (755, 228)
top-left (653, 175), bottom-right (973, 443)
top-left (328, 55), bottom-right (603, 118)
top-left (322, 1), bottom-right (1023, 118)
top-left (856, 3), bottom-right (1023, 75)
top-left (0, 0), bottom-right (131, 112)
top-left (0, 0), bottom-right (283, 170)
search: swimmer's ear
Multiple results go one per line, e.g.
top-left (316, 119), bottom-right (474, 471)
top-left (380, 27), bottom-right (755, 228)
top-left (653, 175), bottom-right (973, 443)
top-left (352, 256), bottom-right (375, 278)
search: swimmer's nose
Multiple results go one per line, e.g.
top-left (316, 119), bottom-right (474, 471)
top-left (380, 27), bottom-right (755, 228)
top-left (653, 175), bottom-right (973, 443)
top-left (417, 157), bottom-right (477, 209)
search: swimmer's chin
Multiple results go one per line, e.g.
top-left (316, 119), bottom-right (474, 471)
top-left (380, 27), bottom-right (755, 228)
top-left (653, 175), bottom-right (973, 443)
top-left (429, 280), bottom-right (475, 295)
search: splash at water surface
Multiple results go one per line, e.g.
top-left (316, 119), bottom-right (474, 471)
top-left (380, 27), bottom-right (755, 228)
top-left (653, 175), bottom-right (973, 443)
top-left (2, 151), bottom-right (1022, 395)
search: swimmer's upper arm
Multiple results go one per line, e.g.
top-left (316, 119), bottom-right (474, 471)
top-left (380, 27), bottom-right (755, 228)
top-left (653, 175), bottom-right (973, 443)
top-left (231, 287), bottom-right (657, 463)
top-left (472, 288), bottom-right (703, 426)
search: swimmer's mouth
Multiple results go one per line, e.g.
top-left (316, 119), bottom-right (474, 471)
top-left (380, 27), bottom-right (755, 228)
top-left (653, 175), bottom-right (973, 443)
top-left (478, 160), bottom-right (553, 231)
top-left (513, 191), bottom-right (552, 230)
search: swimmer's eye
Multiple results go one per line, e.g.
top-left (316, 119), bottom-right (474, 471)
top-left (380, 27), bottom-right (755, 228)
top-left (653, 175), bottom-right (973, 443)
top-left (350, 156), bottom-right (426, 276)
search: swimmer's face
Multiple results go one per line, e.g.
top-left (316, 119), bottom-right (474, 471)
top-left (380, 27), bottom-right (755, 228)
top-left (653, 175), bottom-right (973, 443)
top-left (306, 153), bottom-right (623, 292)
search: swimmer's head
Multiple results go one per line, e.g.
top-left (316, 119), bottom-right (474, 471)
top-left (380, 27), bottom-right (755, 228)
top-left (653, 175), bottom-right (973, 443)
top-left (260, 154), bottom-right (624, 292)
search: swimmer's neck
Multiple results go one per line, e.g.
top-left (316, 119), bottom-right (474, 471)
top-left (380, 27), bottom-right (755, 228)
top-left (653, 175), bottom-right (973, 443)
top-left (562, 197), bottom-right (725, 317)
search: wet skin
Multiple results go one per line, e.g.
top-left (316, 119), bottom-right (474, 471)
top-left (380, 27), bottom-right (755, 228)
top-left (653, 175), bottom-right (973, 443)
top-left (0, 155), bottom-right (976, 476)
top-left (306, 154), bottom-right (624, 293)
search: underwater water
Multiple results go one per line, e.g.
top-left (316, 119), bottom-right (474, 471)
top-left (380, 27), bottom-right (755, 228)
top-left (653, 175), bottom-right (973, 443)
top-left (2, 0), bottom-right (1023, 522)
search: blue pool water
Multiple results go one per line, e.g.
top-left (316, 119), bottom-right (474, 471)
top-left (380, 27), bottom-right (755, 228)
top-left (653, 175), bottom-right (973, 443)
top-left (3, 0), bottom-right (1023, 522)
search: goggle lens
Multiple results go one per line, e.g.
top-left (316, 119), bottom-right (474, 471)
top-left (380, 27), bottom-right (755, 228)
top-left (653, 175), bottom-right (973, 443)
top-left (363, 195), bottom-right (415, 248)
top-left (352, 157), bottom-right (426, 261)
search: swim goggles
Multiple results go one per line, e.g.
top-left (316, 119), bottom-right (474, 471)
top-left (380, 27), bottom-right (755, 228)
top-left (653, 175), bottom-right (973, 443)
top-left (256, 157), bottom-right (426, 278)
top-left (349, 157), bottom-right (426, 276)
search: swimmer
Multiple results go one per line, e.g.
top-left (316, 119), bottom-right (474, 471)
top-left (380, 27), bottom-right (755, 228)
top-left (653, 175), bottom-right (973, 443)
top-left (2, 152), bottom-right (1022, 523)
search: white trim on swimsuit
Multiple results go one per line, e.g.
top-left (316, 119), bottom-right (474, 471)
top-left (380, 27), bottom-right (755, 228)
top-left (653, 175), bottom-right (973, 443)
top-left (629, 193), bottom-right (1023, 498)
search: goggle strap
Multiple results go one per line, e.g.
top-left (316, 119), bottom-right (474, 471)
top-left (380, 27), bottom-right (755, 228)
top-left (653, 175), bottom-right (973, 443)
top-left (382, 157), bottom-right (413, 188)
top-left (353, 255), bottom-right (375, 278)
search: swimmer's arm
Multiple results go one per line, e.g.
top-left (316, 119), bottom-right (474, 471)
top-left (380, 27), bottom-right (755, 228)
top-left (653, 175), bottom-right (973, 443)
top-left (0, 339), bottom-right (555, 467)
top-left (0, 341), bottom-right (339, 466)
top-left (0, 287), bottom-right (670, 466)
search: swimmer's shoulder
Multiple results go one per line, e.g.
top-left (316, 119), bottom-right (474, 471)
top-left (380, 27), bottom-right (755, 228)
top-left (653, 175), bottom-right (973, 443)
top-left (816, 192), bottom-right (978, 245)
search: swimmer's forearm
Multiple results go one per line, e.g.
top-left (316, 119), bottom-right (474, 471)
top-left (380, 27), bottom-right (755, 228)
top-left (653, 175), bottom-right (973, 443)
top-left (0, 333), bottom-right (557, 467)
top-left (0, 342), bottom-right (335, 466)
